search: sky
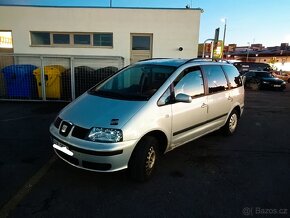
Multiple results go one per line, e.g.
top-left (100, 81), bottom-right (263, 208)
top-left (0, 0), bottom-right (289, 47)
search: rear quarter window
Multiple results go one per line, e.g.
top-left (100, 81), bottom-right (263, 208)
top-left (222, 65), bottom-right (243, 88)
top-left (202, 65), bottom-right (228, 94)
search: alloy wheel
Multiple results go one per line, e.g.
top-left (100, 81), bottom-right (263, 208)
top-left (145, 146), bottom-right (156, 175)
top-left (229, 113), bottom-right (238, 133)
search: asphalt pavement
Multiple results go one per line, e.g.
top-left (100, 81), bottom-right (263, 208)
top-left (0, 85), bottom-right (290, 218)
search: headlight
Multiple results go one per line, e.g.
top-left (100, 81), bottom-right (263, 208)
top-left (282, 81), bottom-right (286, 84)
top-left (87, 127), bottom-right (123, 143)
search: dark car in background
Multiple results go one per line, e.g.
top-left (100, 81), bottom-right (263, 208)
top-left (243, 71), bottom-right (286, 91)
top-left (234, 62), bottom-right (271, 74)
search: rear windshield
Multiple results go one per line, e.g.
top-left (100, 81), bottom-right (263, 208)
top-left (89, 64), bottom-right (176, 100)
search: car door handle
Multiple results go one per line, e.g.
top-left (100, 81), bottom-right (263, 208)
top-left (201, 103), bottom-right (208, 113)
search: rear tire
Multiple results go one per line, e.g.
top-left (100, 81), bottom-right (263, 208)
top-left (128, 136), bottom-right (159, 182)
top-left (222, 110), bottom-right (239, 136)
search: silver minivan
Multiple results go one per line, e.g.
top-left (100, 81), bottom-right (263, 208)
top-left (50, 59), bottom-right (244, 181)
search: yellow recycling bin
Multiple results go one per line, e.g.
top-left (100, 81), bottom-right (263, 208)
top-left (33, 65), bottom-right (66, 99)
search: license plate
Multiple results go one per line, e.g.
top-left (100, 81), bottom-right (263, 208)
top-left (274, 85), bottom-right (281, 87)
top-left (52, 139), bottom-right (73, 156)
top-left (53, 138), bottom-right (66, 147)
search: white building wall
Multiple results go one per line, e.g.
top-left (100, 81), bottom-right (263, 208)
top-left (0, 6), bottom-right (201, 65)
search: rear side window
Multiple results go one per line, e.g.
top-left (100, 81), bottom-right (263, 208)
top-left (203, 65), bottom-right (228, 94)
top-left (222, 65), bottom-right (242, 88)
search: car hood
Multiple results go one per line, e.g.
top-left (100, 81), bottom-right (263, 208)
top-left (59, 93), bottom-right (147, 129)
top-left (262, 77), bottom-right (284, 84)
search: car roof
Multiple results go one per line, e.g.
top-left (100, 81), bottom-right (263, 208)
top-left (247, 70), bottom-right (270, 73)
top-left (134, 58), bottom-right (187, 67)
top-left (134, 58), bottom-right (231, 68)
top-left (234, 62), bottom-right (269, 65)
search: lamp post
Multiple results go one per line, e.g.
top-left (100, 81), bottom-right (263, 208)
top-left (246, 42), bottom-right (250, 62)
top-left (221, 18), bottom-right (227, 60)
top-left (202, 38), bottom-right (215, 58)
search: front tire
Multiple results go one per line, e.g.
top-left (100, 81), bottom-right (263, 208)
top-left (128, 136), bottom-right (159, 182)
top-left (222, 109), bottom-right (239, 136)
top-left (251, 79), bottom-right (261, 90)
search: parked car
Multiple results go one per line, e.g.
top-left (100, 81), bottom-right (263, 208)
top-left (50, 58), bottom-right (245, 181)
top-left (233, 62), bottom-right (271, 74)
top-left (272, 71), bottom-right (290, 83)
top-left (243, 71), bottom-right (286, 91)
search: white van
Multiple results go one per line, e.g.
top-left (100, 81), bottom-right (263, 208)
top-left (50, 59), bottom-right (244, 181)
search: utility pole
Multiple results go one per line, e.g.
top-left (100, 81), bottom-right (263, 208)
top-left (221, 18), bottom-right (227, 60)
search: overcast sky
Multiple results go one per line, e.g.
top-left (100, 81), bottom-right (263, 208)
top-left (0, 0), bottom-right (289, 47)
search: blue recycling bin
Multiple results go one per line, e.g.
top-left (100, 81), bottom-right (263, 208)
top-left (2, 64), bottom-right (38, 98)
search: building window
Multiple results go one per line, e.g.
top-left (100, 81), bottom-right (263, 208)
top-left (0, 31), bottom-right (13, 48)
top-left (74, 34), bottom-right (91, 45)
top-left (93, 33), bottom-right (113, 47)
top-left (30, 31), bottom-right (113, 48)
top-left (31, 32), bottom-right (50, 46)
top-left (53, 33), bottom-right (70, 45)
top-left (132, 36), bottom-right (151, 50)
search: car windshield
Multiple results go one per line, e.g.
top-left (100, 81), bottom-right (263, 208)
top-left (256, 72), bottom-right (274, 78)
top-left (90, 64), bottom-right (176, 100)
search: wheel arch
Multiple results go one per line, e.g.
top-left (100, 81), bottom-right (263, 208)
top-left (233, 105), bottom-right (241, 118)
top-left (131, 130), bottom-right (168, 157)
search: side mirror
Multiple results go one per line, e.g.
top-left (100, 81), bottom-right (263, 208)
top-left (175, 93), bottom-right (192, 103)
top-left (241, 75), bottom-right (246, 85)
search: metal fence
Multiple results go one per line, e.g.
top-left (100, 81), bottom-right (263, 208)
top-left (0, 54), bottom-right (124, 101)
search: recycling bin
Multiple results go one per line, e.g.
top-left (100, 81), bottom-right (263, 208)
top-left (95, 66), bottom-right (118, 83)
top-left (33, 65), bottom-right (66, 99)
top-left (2, 64), bottom-right (37, 98)
top-left (61, 66), bottom-right (119, 99)
top-left (0, 72), bottom-right (6, 97)
top-left (75, 66), bottom-right (99, 97)
top-left (61, 66), bottom-right (97, 99)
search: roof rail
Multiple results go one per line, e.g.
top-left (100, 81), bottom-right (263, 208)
top-left (137, 58), bottom-right (171, 62)
top-left (181, 58), bottom-right (216, 66)
top-left (181, 58), bottom-right (233, 66)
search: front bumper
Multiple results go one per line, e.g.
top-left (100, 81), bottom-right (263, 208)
top-left (261, 83), bottom-right (286, 90)
top-left (50, 124), bottom-right (137, 172)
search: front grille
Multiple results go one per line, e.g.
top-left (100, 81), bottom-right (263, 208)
top-left (55, 149), bottom-right (79, 166)
top-left (72, 125), bottom-right (89, 139)
top-left (54, 117), bottom-right (63, 129)
top-left (59, 121), bottom-right (73, 137)
top-left (82, 160), bottom-right (111, 171)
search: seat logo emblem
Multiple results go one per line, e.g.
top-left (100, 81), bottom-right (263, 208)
top-left (61, 124), bottom-right (68, 133)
